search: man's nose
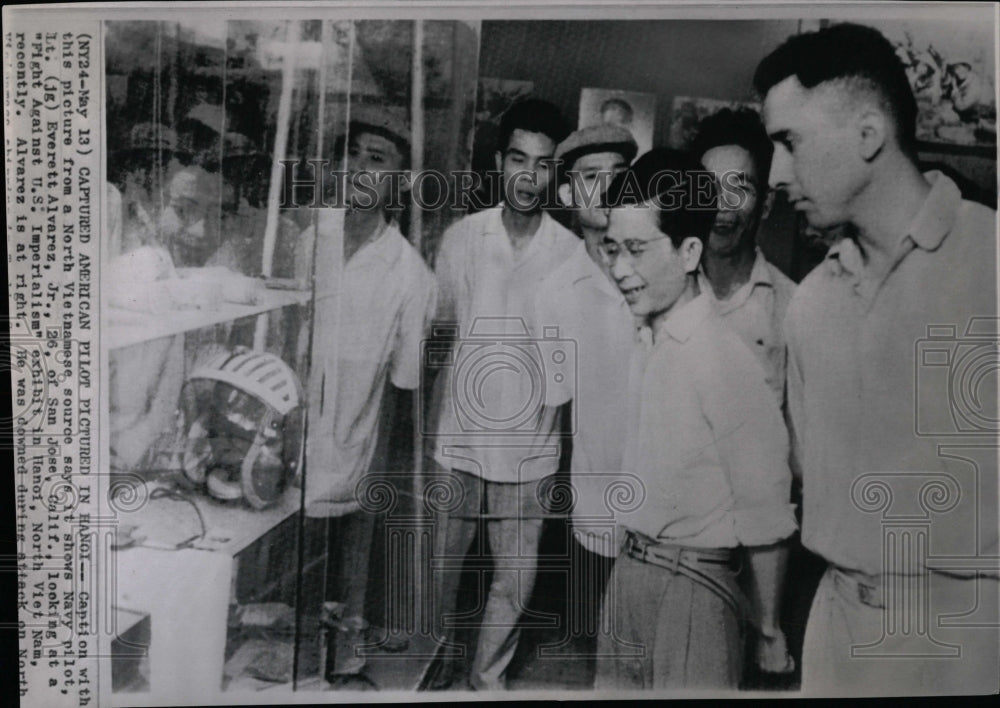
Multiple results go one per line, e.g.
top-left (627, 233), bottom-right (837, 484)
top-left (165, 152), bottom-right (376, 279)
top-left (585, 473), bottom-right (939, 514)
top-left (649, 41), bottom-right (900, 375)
top-left (352, 158), bottom-right (374, 175)
top-left (768, 146), bottom-right (793, 191)
top-left (610, 254), bottom-right (634, 281)
top-left (516, 169), bottom-right (540, 188)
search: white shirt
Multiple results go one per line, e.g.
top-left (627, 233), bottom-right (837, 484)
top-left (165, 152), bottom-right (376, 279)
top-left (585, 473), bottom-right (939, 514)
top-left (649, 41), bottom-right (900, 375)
top-left (698, 249), bottom-right (796, 401)
top-left (304, 210), bottom-right (438, 516)
top-left (535, 242), bottom-right (638, 556)
top-left (618, 293), bottom-right (797, 549)
top-left (785, 172), bottom-right (998, 575)
top-left (431, 206), bottom-right (579, 483)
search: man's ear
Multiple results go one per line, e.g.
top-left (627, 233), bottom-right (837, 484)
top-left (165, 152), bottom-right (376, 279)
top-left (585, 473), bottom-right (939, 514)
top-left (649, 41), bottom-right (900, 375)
top-left (557, 182), bottom-right (572, 208)
top-left (680, 236), bottom-right (704, 274)
top-left (858, 108), bottom-right (887, 162)
top-left (398, 170), bottom-right (413, 195)
top-left (495, 150), bottom-right (503, 173)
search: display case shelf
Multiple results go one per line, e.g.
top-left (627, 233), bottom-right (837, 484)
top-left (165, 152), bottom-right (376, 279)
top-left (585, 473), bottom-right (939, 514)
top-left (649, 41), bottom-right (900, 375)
top-left (107, 288), bottom-right (312, 351)
top-left (117, 480), bottom-right (303, 556)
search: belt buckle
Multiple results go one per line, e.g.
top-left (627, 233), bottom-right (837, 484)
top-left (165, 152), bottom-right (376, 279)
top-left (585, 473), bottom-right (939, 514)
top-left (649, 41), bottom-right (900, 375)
top-left (637, 539), bottom-right (651, 565)
top-left (669, 547), bottom-right (681, 575)
top-left (626, 533), bottom-right (642, 559)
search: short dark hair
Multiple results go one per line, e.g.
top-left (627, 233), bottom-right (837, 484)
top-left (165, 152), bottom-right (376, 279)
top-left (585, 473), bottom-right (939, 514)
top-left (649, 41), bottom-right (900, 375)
top-left (753, 22), bottom-right (918, 154)
top-left (496, 98), bottom-right (570, 154)
top-left (333, 123), bottom-right (411, 170)
top-left (604, 148), bottom-right (717, 248)
top-left (690, 108), bottom-right (773, 188)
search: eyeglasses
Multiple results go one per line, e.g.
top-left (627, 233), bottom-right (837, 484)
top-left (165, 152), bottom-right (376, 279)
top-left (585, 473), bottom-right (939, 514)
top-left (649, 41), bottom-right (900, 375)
top-left (599, 234), bottom-right (672, 263)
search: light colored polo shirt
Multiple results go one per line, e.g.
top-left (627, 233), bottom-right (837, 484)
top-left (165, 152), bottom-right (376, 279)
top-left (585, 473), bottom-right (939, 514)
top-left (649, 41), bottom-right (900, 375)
top-left (785, 171), bottom-right (998, 576)
top-left (304, 209), bottom-right (438, 516)
top-left (431, 206), bottom-right (579, 483)
top-left (617, 293), bottom-right (798, 549)
top-left (698, 249), bottom-right (796, 400)
top-left (535, 242), bottom-right (639, 556)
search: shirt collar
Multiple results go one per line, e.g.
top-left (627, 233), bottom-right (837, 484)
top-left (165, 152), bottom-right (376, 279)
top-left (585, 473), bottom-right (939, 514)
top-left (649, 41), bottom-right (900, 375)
top-left (652, 291), bottom-right (713, 344)
top-left (567, 241), bottom-right (624, 300)
top-left (486, 204), bottom-right (559, 240)
top-left (484, 205), bottom-right (508, 237)
top-left (907, 170), bottom-right (961, 251)
top-left (824, 237), bottom-right (861, 278)
top-left (825, 170), bottom-right (963, 279)
top-left (698, 248), bottom-right (774, 308)
top-left (347, 218), bottom-right (398, 268)
top-left (748, 249), bottom-right (775, 287)
top-left (489, 205), bottom-right (565, 266)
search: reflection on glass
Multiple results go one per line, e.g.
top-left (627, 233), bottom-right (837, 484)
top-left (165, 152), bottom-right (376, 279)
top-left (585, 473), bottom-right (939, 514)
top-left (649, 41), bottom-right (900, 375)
top-left (105, 17), bottom-right (482, 693)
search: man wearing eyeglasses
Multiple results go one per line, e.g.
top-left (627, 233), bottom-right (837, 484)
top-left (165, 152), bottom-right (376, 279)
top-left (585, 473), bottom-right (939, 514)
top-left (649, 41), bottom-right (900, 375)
top-left (595, 149), bottom-right (797, 689)
top-left (691, 109), bottom-right (796, 402)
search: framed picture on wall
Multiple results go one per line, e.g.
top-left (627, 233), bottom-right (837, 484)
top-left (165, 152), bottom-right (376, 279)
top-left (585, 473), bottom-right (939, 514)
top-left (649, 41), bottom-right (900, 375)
top-left (471, 77), bottom-right (534, 176)
top-left (476, 77), bottom-right (534, 125)
top-left (579, 88), bottom-right (656, 157)
top-left (846, 19), bottom-right (996, 152)
top-left (667, 96), bottom-right (761, 150)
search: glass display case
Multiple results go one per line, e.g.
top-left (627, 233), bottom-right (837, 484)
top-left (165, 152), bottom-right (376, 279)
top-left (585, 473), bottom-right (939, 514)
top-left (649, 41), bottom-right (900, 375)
top-left (104, 17), bottom-right (480, 695)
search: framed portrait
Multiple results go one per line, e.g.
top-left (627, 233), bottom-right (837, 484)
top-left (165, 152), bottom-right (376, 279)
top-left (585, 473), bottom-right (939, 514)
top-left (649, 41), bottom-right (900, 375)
top-left (667, 96), bottom-right (761, 150)
top-left (579, 88), bottom-right (656, 158)
top-left (470, 77), bottom-right (535, 177)
top-left (850, 19), bottom-right (996, 152)
top-left (477, 77), bottom-right (535, 124)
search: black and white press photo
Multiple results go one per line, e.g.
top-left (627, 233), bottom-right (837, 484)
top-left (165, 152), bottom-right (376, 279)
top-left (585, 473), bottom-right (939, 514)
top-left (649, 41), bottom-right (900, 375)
top-left (4, 2), bottom-right (998, 705)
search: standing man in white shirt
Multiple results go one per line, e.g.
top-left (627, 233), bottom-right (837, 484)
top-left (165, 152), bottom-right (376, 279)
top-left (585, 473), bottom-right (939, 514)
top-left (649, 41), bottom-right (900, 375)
top-left (428, 98), bottom-right (575, 691)
top-left (691, 108), bottom-right (796, 401)
top-left (534, 124), bottom-right (637, 662)
top-left (755, 23), bottom-right (998, 696)
top-left (597, 149), bottom-right (797, 689)
top-left (301, 107), bottom-right (438, 689)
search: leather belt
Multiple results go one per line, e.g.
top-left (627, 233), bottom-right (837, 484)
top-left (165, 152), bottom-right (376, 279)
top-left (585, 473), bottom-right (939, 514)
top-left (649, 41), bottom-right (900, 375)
top-left (624, 531), bottom-right (743, 620)
top-left (625, 532), bottom-right (733, 569)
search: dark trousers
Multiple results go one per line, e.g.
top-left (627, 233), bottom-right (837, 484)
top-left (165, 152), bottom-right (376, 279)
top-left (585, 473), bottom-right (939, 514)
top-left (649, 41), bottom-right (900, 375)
top-left (325, 510), bottom-right (384, 675)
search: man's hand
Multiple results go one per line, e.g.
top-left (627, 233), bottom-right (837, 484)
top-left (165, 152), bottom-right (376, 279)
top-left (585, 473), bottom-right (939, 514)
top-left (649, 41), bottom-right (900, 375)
top-left (755, 627), bottom-right (795, 674)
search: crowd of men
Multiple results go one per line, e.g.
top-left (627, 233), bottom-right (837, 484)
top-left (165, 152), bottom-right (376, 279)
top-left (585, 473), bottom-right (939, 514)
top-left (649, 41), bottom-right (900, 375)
top-left (108, 19), bottom-right (995, 694)
top-left (312, 20), bottom-right (999, 694)
top-left (300, 21), bottom-right (999, 694)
